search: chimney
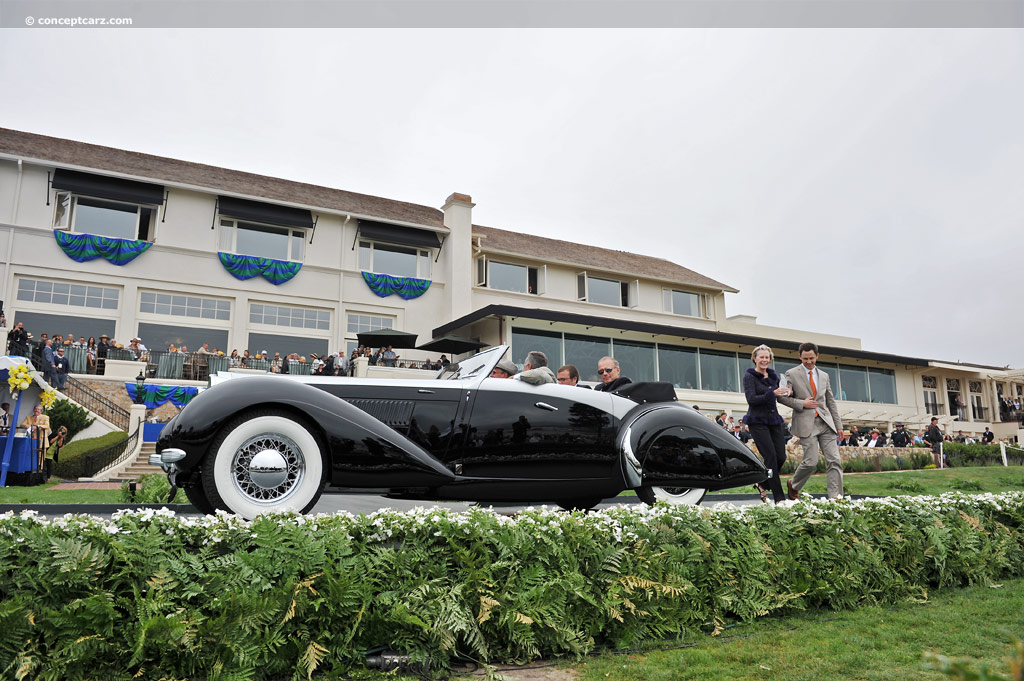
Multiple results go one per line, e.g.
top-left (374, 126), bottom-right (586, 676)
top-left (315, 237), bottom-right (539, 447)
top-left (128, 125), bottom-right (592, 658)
top-left (442, 192), bottom-right (475, 320)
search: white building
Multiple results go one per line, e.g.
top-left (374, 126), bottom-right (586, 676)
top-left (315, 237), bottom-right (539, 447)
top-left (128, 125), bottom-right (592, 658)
top-left (0, 128), bottom-right (1020, 439)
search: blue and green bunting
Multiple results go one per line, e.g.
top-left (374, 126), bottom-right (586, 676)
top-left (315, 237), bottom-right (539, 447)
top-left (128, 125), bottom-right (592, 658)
top-left (54, 230), bottom-right (152, 266)
top-left (362, 272), bottom-right (432, 300)
top-left (218, 253), bottom-right (302, 285)
top-left (124, 384), bottom-right (199, 409)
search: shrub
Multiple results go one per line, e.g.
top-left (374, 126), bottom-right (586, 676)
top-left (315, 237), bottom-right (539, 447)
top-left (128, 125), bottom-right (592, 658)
top-left (51, 431), bottom-right (128, 480)
top-left (1, 493), bottom-right (1023, 678)
top-left (886, 479), bottom-right (926, 493)
top-left (43, 398), bottom-right (95, 442)
top-left (119, 473), bottom-right (177, 504)
top-left (880, 457), bottom-right (901, 472)
top-left (952, 479), bottom-right (984, 491)
top-left (944, 443), bottom-right (1005, 468)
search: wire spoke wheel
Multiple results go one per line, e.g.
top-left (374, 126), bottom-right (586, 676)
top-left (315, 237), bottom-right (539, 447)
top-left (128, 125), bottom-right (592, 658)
top-left (231, 433), bottom-right (305, 504)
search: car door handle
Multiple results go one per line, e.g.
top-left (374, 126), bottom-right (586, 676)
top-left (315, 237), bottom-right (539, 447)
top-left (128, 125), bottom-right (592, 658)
top-left (534, 402), bottom-right (558, 411)
top-left (417, 389), bottom-right (435, 394)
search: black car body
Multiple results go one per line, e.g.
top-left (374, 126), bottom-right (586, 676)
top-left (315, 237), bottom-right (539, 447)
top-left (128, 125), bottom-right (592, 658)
top-left (153, 345), bottom-right (767, 517)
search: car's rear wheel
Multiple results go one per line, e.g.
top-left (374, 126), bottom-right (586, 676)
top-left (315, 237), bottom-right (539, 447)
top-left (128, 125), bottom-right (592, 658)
top-left (556, 498), bottom-right (603, 511)
top-left (636, 485), bottom-right (707, 506)
top-left (200, 409), bottom-right (326, 519)
top-left (183, 481), bottom-right (215, 515)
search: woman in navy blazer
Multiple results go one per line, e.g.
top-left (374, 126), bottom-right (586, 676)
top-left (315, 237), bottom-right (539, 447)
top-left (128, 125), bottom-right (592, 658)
top-left (743, 344), bottom-right (792, 504)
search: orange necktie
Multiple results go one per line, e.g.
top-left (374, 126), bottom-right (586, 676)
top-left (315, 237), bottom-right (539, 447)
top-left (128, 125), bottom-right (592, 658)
top-left (809, 370), bottom-right (818, 418)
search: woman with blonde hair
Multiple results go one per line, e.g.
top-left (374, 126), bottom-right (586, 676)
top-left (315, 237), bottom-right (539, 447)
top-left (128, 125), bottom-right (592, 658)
top-left (743, 344), bottom-right (792, 504)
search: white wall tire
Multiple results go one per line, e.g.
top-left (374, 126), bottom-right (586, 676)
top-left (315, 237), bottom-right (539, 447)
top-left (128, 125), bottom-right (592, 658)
top-left (636, 485), bottom-right (707, 506)
top-left (201, 410), bottom-right (326, 519)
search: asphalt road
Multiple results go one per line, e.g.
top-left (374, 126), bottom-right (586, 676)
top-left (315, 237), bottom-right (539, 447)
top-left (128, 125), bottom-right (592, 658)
top-left (2, 491), bottom-right (779, 518)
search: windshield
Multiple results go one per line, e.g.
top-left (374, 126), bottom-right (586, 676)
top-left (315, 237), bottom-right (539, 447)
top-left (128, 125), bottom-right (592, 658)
top-left (437, 345), bottom-right (506, 381)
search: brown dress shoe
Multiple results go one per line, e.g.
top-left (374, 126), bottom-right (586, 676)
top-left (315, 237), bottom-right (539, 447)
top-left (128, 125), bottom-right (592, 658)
top-left (787, 479), bottom-right (799, 501)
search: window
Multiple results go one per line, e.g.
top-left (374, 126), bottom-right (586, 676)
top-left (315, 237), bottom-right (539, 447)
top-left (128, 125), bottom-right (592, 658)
top-left (657, 345), bottom-right (698, 389)
top-left (248, 333), bottom-right (328, 361)
top-left (699, 349), bottom-right (739, 393)
top-left (663, 289), bottom-right (704, 317)
top-left (140, 291), bottom-right (230, 320)
top-left (18, 278), bottom-right (119, 310)
top-left (137, 322), bottom-right (228, 354)
top-left (922, 375), bottom-right (937, 389)
top-left (347, 313), bottom-right (393, 334)
top-left (11, 312), bottom-right (115, 344)
top-left (345, 313), bottom-right (396, 353)
top-left (576, 272), bottom-right (637, 307)
top-left (612, 340), bottom-right (656, 382)
top-left (252, 303), bottom-right (329, 330)
top-left (564, 334), bottom-right (610, 382)
top-left (53, 192), bottom-right (157, 241)
top-left (359, 241), bottom-right (431, 278)
top-left (773, 357), bottom-right (801, 376)
top-left (838, 365), bottom-right (869, 402)
top-left (510, 327), bottom-right (563, 371)
top-left (480, 259), bottom-right (545, 295)
top-left (220, 219), bottom-right (305, 261)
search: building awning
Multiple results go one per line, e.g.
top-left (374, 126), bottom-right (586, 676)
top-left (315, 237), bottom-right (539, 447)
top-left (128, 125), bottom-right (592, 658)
top-left (52, 168), bottom-right (164, 205)
top-left (433, 304), bottom-right (932, 368)
top-left (218, 196), bottom-right (314, 229)
top-left (357, 220), bottom-right (441, 249)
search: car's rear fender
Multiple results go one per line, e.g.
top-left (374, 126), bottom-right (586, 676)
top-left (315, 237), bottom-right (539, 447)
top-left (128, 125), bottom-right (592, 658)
top-left (617, 403), bottom-right (767, 490)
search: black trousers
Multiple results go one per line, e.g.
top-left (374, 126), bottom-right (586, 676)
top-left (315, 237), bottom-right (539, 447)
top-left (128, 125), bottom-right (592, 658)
top-left (747, 422), bottom-right (788, 502)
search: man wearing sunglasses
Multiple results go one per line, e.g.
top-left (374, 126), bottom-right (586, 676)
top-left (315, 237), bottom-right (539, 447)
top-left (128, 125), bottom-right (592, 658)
top-left (593, 356), bottom-right (632, 392)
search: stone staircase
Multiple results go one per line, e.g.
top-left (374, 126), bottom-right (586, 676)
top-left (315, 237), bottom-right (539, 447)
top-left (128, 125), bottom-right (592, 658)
top-left (111, 441), bottom-right (164, 481)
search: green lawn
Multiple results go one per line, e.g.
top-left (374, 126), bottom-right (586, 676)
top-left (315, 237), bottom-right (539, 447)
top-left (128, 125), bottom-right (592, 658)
top-left (574, 578), bottom-right (1024, 681)
top-left (0, 481), bottom-right (121, 504)
top-left (787, 465), bottom-right (1024, 497)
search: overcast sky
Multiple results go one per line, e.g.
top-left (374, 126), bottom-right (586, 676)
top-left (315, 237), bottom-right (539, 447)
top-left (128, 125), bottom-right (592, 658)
top-left (2, 29), bottom-right (1021, 366)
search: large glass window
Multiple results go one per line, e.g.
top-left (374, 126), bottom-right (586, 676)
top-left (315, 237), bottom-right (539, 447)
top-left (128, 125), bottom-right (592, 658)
top-left (487, 261), bottom-right (541, 295)
top-left (54, 193), bottom-right (156, 241)
top-left (220, 219), bottom-right (305, 261)
top-left (137, 322), bottom-right (229, 353)
top-left (663, 289), bottom-right (704, 317)
top-left (838, 365), bottom-right (869, 402)
top-left (818, 363), bottom-right (840, 396)
top-left (773, 357), bottom-right (801, 378)
top-left (510, 327), bottom-right (563, 371)
top-left (868, 368), bottom-right (897, 404)
top-left (658, 345), bottom-right (698, 389)
top-left (12, 312), bottom-right (115, 344)
top-left (141, 292), bottom-right (230, 321)
top-left (359, 241), bottom-right (431, 278)
top-left (699, 349), bottom-right (738, 393)
top-left (18, 278), bottom-right (119, 310)
top-left (247, 333), bottom-right (328, 361)
top-left (347, 314), bottom-right (393, 334)
top-left (612, 340), bottom-right (656, 383)
top-left (251, 303), bottom-right (329, 330)
top-left (564, 334), bottom-right (610, 382)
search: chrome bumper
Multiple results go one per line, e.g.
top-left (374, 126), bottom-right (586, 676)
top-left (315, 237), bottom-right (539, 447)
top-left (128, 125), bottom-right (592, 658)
top-left (149, 448), bottom-right (186, 472)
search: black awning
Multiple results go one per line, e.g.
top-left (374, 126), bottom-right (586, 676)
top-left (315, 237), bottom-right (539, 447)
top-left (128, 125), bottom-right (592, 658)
top-left (432, 304), bottom-right (932, 368)
top-left (218, 196), bottom-right (314, 229)
top-left (358, 220), bottom-right (441, 249)
top-left (52, 168), bottom-right (164, 205)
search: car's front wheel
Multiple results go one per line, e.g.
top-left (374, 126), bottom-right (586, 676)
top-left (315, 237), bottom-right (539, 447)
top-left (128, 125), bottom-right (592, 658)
top-left (635, 485), bottom-right (707, 506)
top-left (200, 409), bottom-right (326, 519)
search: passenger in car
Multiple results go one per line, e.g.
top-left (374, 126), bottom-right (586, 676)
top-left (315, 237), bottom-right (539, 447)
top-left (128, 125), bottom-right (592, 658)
top-left (490, 357), bottom-right (518, 378)
top-left (593, 356), bottom-right (632, 392)
top-left (516, 351), bottom-right (556, 385)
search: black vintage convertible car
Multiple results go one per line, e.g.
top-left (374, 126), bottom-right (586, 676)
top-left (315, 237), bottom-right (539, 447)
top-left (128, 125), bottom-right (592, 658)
top-left (152, 345), bottom-right (767, 517)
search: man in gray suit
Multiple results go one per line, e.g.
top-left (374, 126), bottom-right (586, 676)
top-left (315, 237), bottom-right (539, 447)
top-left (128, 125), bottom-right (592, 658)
top-left (778, 342), bottom-right (844, 500)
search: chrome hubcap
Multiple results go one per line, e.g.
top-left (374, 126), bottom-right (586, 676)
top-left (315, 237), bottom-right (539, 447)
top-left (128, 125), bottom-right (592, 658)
top-left (232, 434), bottom-right (304, 503)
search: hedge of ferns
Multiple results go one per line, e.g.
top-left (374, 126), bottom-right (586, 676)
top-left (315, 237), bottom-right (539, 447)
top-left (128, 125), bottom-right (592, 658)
top-left (2, 493), bottom-right (1024, 680)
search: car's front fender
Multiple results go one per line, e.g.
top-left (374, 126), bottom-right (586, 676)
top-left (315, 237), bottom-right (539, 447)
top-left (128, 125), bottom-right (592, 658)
top-left (156, 376), bottom-right (456, 487)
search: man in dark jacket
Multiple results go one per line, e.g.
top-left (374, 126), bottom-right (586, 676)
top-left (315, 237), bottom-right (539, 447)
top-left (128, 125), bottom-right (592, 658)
top-left (7, 322), bottom-right (28, 356)
top-left (593, 356), bottom-right (632, 392)
top-left (890, 423), bottom-right (912, 448)
top-left (925, 417), bottom-right (943, 466)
